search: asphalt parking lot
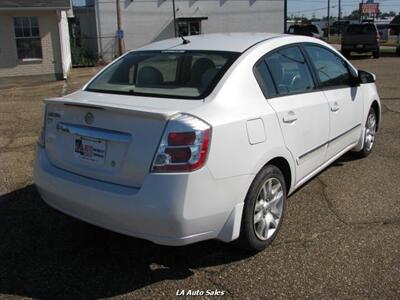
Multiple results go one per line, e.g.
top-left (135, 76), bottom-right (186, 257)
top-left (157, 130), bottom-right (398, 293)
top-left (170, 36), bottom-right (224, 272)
top-left (0, 54), bottom-right (399, 299)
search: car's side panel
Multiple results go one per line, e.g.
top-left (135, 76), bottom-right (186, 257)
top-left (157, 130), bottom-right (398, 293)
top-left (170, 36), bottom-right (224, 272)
top-left (189, 35), bottom-right (379, 198)
top-left (190, 54), bottom-right (297, 193)
top-left (191, 36), bottom-right (329, 194)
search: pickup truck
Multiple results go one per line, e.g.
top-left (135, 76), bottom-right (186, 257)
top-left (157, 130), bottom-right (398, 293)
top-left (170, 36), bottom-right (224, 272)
top-left (341, 23), bottom-right (380, 58)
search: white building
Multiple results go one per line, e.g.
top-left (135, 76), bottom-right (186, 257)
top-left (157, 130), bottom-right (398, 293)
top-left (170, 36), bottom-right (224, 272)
top-left (0, 0), bottom-right (72, 83)
top-left (83, 0), bottom-right (285, 61)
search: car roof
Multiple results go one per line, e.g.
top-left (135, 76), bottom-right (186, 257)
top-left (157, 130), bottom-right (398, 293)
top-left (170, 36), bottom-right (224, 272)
top-left (134, 32), bottom-right (284, 53)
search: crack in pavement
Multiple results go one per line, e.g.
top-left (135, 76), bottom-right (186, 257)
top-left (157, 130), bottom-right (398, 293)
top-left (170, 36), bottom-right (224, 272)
top-left (316, 177), bottom-right (400, 228)
top-left (316, 177), bottom-right (350, 226)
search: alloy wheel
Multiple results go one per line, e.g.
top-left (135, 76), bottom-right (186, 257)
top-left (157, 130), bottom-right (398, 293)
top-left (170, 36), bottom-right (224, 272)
top-left (365, 111), bottom-right (377, 152)
top-left (253, 177), bottom-right (284, 241)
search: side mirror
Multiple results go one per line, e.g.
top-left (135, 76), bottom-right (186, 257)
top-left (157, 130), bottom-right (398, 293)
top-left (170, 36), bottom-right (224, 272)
top-left (358, 70), bottom-right (376, 83)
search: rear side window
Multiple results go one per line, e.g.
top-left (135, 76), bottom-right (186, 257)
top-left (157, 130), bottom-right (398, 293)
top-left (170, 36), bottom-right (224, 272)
top-left (86, 50), bottom-right (239, 99)
top-left (304, 45), bottom-right (350, 87)
top-left (254, 61), bottom-right (277, 98)
top-left (264, 46), bottom-right (315, 95)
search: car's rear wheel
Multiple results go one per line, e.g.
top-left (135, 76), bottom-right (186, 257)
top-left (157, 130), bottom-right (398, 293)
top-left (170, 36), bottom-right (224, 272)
top-left (355, 107), bottom-right (377, 157)
top-left (237, 165), bottom-right (287, 252)
top-left (372, 49), bottom-right (380, 59)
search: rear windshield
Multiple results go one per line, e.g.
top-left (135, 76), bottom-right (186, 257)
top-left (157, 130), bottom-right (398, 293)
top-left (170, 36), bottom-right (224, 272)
top-left (86, 50), bottom-right (240, 99)
top-left (346, 24), bottom-right (376, 34)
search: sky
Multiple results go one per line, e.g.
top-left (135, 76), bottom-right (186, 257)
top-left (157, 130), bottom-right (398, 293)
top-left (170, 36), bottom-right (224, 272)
top-left (73, 0), bottom-right (400, 19)
top-left (288, 0), bottom-right (400, 18)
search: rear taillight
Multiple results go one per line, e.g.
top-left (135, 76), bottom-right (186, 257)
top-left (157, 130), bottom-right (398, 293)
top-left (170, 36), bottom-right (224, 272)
top-left (37, 104), bottom-right (47, 148)
top-left (151, 114), bottom-right (211, 172)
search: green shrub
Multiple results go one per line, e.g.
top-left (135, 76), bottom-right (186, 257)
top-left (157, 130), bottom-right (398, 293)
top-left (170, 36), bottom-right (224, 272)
top-left (71, 47), bottom-right (98, 67)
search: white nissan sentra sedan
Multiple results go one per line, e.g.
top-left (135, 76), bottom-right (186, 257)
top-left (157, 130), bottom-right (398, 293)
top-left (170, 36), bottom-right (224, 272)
top-left (34, 33), bottom-right (380, 251)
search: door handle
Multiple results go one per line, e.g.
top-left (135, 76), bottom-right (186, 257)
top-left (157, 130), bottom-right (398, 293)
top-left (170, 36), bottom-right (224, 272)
top-left (282, 111), bottom-right (298, 123)
top-left (330, 101), bottom-right (340, 112)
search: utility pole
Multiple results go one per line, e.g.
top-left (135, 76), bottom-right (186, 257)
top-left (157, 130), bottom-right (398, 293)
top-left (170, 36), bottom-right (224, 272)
top-left (116, 0), bottom-right (124, 56)
top-left (359, 0), bottom-right (364, 23)
top-left (284, 0), bottom-right (287, 33)
top-left (327, 0), bottom-right (330, 40)
top-left (172, 0), bottom-right (177, 37)
top-left (338, 0), bottom-right (341, 34)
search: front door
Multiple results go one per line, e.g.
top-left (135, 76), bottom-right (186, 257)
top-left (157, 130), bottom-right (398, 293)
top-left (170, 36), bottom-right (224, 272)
top-left (304, 44), bottom-right (363, 159)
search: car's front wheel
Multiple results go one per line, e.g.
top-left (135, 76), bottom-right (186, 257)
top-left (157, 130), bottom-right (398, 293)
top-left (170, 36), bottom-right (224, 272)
top-left (355, 107), bottom-right (377, 157)
top-left (372, 49), bottom-right (380, 59)
top-left (238, 165), bottom-right (287, 252)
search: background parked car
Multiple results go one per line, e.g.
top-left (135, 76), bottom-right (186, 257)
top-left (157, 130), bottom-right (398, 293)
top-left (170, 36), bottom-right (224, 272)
top-left (288, 24), bottom-right (325, 40)
top-left (341, 23), bottom-right (380, 58)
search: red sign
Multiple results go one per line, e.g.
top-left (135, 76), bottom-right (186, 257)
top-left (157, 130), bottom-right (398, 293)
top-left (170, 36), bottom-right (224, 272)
top-left (360, 3), bottom-right (380, 14)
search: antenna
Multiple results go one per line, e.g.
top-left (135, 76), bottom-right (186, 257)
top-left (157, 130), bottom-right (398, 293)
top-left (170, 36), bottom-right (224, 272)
top-left (180, 35), bottom-right (190, 45)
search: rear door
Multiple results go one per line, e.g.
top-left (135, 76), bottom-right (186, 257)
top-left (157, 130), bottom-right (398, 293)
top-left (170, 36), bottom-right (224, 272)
top-left (255, 45), bottom-right (330, 182)
top-left (304, 44), bottom-right (363, 160)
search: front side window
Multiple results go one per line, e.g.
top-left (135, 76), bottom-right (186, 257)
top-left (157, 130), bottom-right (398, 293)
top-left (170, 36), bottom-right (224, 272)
top-left (304, 45), bottom-right (350, 87)
top-left (265, 46), bottom-right (315, 95)
top-left (14, 16), bottom-right (42, 59)
top-left (86, 50), bottom-right (239, 99)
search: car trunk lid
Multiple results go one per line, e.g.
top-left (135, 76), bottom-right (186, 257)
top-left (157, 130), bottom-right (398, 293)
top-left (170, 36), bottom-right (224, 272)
top-left (44, 91), bottom-right (203, 187)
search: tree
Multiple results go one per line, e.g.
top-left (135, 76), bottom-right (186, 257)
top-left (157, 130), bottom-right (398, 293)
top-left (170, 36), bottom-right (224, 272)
top-left (381, 11), bottom-right (397, 18)
top-left (390, 14), bottom-right (400, 35)
top-left (347, 9), bottom-right (360, 20)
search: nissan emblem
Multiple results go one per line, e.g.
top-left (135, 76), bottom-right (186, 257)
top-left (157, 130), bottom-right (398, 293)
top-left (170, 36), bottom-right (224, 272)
top-left (85, 112), bottom-right (94, 125)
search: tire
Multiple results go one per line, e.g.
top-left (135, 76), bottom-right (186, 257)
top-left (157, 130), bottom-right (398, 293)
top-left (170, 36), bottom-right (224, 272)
top-left (372, 49), bottom-right (380, 59)
top-left (396, 46), bottom-right (400, 56)
top-left (237, 165), bottom-right (287, 252)
top-left (354, 107), bottom-right (377, 158)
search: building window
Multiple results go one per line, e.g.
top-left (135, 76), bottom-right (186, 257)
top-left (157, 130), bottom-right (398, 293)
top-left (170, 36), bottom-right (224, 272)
top-left (14, 16), bottom-right (42, 59)
top-left (177, 20), bottom-right (202, 36)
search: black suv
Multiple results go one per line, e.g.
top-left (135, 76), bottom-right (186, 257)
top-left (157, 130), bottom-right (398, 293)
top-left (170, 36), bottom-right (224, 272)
top-left (341, 23), bottom-right (380, 58)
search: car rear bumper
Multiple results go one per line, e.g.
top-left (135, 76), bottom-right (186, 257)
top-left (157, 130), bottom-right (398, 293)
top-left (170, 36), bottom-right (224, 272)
top-left (34, 146), bottom-right (250, 246)
top-left (342, 44), bottom-right (378, 52)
